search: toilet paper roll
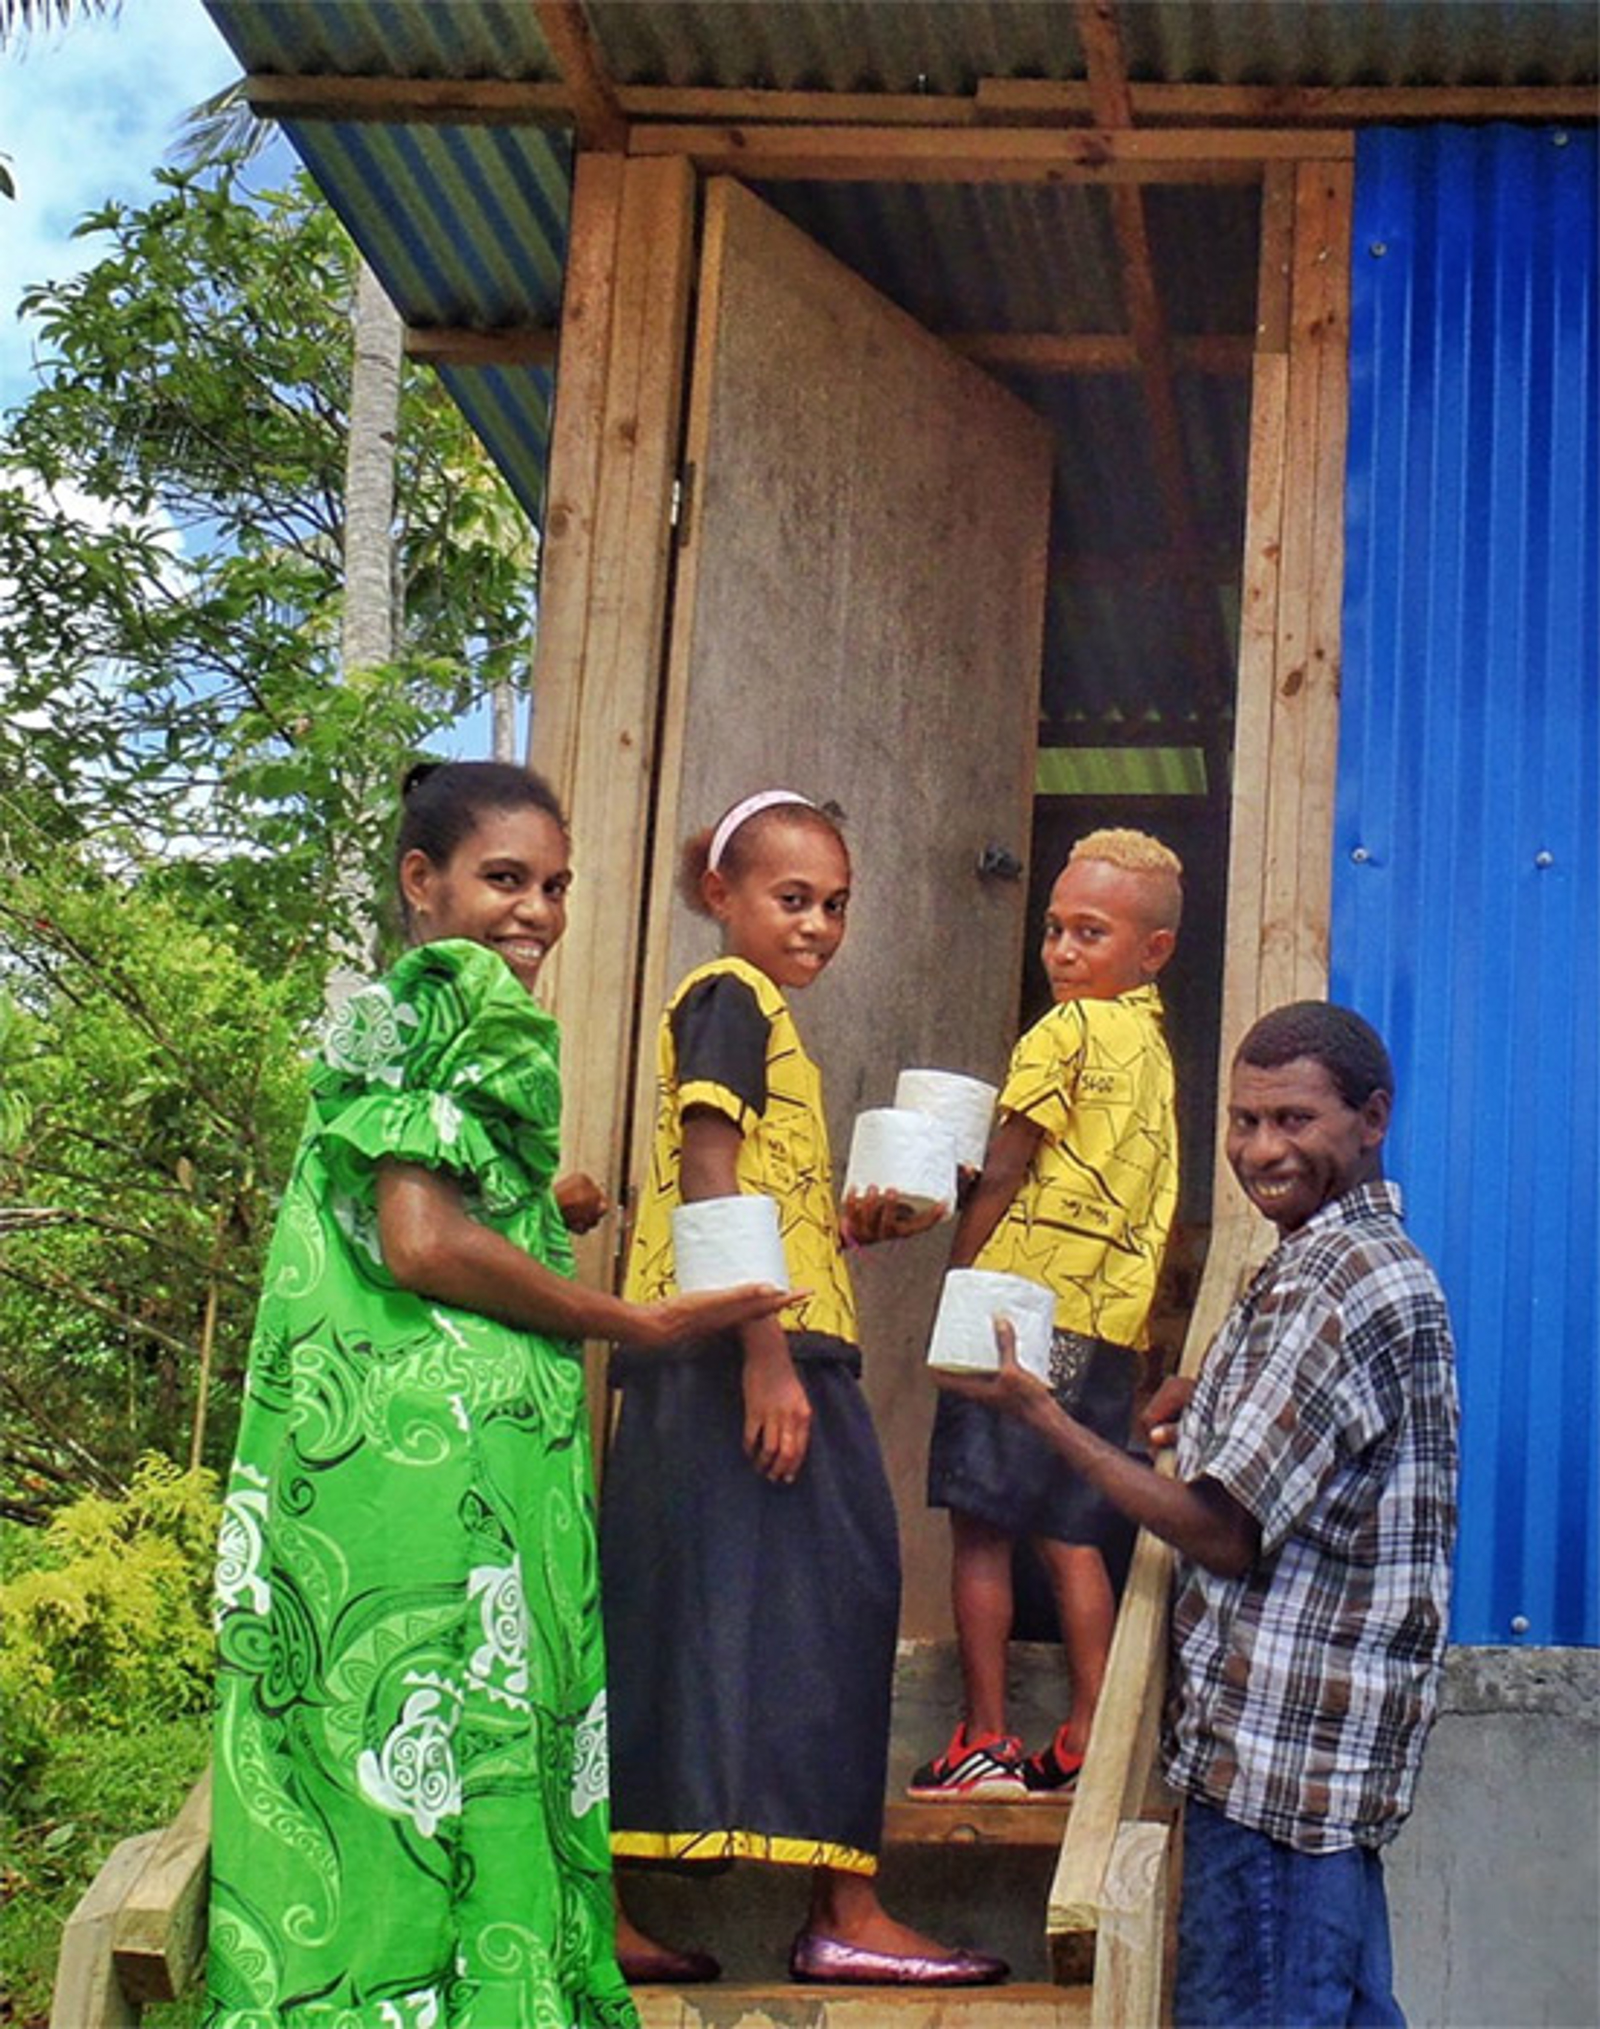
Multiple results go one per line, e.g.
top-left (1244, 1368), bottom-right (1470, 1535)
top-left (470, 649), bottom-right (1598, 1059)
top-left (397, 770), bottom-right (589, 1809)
top-left (843, 1107), bottom-right (958, 1218)
top-left (893, 1069), bottom-right (1000, 1171)
top-left (671, 1195), bottom-right (789, 1294)
top-left (926, 1268), bottom-right (1056, 1382)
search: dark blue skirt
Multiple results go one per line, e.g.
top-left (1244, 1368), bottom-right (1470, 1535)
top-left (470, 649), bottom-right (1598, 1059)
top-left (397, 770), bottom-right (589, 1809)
top-left (600, 1334), bottom-right (900, 1876)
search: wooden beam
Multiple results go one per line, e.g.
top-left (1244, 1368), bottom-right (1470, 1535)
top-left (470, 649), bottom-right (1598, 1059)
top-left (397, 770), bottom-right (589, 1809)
top-left (530, 156), bottom-right (697, 1424)
top-left (1092, 1819), bottom-right (1175, 2029)
top-left (1254, 162), bottom-right (1297, 355)
top-left (242, 72), bottom-right (1594, 135)
top-left (404, 325), bottom-right (558, 368)
top-left (625, 84), bottom-right (980, 128)
top-left (243, 73), bottom-right (573, 126)
top-left (110, 1770), bottom-right (211, 2005)
top-left (627, 125), bottom-right (1351, 183)
top-left (532, 0), bottom-right (627, 152)
top-left (50, 1831), bottom-right (162, 2029)
top-left (1075, 2), bottom-right (1234, 713)
top-left (979, 77), bottom-right (1600, 127)
top-left (882, 1798), bottom-right (1073, 1848)
top-left (1076, 0), bottom-right (1135, 129)
top-left (947, 332), bottom-right (1252, 376)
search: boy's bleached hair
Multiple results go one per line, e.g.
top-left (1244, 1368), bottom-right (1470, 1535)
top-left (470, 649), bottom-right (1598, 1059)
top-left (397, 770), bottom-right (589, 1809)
top-left (1068, 828), bottom-right (1184, 930)
top-left (1069, 827), bottom-right (1183, 880)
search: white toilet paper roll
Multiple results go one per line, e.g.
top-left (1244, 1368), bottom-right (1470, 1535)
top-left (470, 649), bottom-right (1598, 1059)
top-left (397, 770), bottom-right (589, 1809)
top-left (843, 1107), bottom-right (958, 1218)
top-left (671, 1195), bottom-right (790, 1294)
top-left (926, 1268), bottom-right (1056, 1381)
top-left (893, 1069), bottom-right (1000, 1171)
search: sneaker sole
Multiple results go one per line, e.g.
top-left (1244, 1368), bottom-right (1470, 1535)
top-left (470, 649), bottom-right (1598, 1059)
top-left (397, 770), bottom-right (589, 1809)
top-left (905, 1775), bottom-right (1030, 1802)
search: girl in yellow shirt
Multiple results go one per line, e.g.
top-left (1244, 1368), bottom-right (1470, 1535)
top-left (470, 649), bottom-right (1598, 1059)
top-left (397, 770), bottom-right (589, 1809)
top-left (603, 790), bottom-right (1006, 1990)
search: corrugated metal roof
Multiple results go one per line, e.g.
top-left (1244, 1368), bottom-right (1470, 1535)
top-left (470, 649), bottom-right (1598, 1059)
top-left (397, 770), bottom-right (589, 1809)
top-left (590, 0), bottom-right (1598, 93)
top-left (207, 4), bottom-right (573, 520)
top-left (1335, 125), bottom-right (1598, 1647)
top-left (202, 0), bottom-right (1591, 707)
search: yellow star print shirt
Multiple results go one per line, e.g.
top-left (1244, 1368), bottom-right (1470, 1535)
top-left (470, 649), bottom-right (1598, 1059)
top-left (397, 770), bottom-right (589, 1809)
top-left (625, 956), bottom-right (858, 1352)
top-left (975, 984), bottom-right (1177, 1348)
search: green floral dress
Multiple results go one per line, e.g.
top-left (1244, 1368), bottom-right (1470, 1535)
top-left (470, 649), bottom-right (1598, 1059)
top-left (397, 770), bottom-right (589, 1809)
top-left (207, 941), bottom-right (635, 2029)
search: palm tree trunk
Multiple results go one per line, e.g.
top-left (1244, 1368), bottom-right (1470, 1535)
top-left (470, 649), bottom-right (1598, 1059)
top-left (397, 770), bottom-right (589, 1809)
top-left (327, 257), bottom-right (402, 1007)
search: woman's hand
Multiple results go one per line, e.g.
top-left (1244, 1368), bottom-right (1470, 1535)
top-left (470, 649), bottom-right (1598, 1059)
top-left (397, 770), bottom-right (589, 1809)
top-left (627, 1282), bottom-right (794, 1350)
top-left (840, 1185), bottom-right (947, 1247)
top-left (1140, 1374), bottom-right (1194, 1451)
top-left (554, 1171), bottom-right (610, 1234)
top-left (741, 1336), bottom-right (812, 1484)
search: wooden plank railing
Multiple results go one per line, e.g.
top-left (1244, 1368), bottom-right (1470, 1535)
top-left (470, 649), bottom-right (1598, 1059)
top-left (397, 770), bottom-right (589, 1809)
top-left (51, 1772), bottom-right (211, 2029)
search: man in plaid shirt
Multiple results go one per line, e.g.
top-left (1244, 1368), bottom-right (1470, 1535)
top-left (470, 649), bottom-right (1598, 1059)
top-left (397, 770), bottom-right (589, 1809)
top-left (944, 1001), bottom-right (1459, 2026)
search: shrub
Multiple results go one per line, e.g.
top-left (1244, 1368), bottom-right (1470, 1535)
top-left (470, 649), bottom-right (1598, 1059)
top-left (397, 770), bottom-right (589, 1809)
top-left (1, 1455), bottom-right (218, 1792)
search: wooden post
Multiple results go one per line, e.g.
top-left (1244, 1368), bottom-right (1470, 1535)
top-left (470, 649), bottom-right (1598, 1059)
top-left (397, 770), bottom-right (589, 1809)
top-left (530, 152), bottom-right (697, 1427)
top-left (1092, 1819), bottom-right (1175, 2029)
top-left (111, 1770), bottom-right (212, 2006)
top-left (50, 1831), bottom-right (161, 2029)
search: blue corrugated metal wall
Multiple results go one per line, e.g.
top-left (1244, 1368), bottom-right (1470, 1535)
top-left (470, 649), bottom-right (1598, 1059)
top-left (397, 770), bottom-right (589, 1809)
top-left (1337, 127), bottom-right (1598, 1646)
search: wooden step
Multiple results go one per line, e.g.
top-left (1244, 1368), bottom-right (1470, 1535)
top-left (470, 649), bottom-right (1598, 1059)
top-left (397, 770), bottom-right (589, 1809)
top-left (883, 1797), bottom-right (1072, 1848)
top-left (634, 1980), bottom-right (1091, 2025)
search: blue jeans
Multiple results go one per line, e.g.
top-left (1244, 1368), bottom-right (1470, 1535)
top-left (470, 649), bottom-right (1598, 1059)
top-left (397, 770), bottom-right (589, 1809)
top-left (1175, 1800), bottom-right (1406, 2027)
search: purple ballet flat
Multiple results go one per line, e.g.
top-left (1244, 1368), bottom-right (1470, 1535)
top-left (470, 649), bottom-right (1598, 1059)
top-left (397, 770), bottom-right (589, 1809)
top-left (789, 1929), bottom-right (1009, 1986)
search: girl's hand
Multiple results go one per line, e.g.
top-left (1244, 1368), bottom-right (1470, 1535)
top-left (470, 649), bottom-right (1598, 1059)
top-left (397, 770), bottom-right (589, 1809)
top-left (554, 1171), bottom-right (610, 1234)
top-left (1140, 1374), bottom-right (1195, 1450)
top-left (935, 1317), bottom-right (1056, 1429)
top-left (742, 1340), bottom-right (812, 1483)
top-left (633, 1283), bottom-right (793, 1349)
top-left (840, 1186), bottom-right (947, 1247)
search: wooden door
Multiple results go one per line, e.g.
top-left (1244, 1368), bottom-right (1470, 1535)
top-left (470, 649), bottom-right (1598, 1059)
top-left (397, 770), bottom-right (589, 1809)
top-left (643, 179), bottom-right (1052, 1636)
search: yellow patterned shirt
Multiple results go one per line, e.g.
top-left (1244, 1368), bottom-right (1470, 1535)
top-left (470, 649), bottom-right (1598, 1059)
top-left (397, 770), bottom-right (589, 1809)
top-left (975, 984), bottom-right (1177, 1347)
top-left (624, 956), bottom-right (858, 1350)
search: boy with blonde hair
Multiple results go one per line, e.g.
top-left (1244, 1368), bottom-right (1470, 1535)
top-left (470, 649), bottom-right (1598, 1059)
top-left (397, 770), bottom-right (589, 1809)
top-left (910, 829), bottom-right (1182, 1799)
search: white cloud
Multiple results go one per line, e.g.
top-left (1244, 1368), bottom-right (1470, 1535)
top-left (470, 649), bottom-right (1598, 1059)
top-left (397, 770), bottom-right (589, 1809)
top-left (0, 0), bottom-right (286, 410)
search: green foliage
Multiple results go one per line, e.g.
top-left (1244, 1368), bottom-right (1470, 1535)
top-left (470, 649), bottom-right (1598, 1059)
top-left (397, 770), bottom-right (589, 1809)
top-left (0, 1459), bottom-right (219, 1792)
top-left (0, 159), bottom-right (536, 972)
top-left (0, 829), bottom-right (304, 1518)
top-left (1, 1707), bottom-right (210, 2028)
top-left (0, 155), bottom-right (542, 1521)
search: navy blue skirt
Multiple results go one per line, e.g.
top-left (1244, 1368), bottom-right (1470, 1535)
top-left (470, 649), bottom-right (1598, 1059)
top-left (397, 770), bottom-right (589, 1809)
top-left (600, 1334), bottom-right (899, 1876)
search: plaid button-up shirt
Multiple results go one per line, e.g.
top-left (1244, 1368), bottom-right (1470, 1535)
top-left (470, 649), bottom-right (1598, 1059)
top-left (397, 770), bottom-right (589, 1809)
top-left (1163, 1181), bottom-right (1459, 1852)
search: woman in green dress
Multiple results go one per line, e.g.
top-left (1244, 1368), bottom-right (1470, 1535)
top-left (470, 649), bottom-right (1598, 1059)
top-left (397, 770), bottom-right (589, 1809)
top-left (206, 762), bottom-right (787, 2029)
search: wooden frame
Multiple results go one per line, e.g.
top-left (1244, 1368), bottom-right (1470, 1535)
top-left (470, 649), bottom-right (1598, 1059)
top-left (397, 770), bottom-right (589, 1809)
top-left (529, 153), bottom-right (697, 1433)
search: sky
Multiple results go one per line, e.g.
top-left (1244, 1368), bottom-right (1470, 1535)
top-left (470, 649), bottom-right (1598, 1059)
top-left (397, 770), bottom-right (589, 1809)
top-left (0, 0), bottom-right (295, 412)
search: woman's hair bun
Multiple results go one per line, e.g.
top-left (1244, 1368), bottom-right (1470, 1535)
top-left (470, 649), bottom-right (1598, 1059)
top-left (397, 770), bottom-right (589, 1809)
top-left (401, 760), bottom-right (443, 799)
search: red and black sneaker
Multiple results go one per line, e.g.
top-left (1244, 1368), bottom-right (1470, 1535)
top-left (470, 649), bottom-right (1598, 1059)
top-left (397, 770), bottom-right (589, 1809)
top-left (1020, 1723), bottom-right (1085, 1798)
top-left (906, 1722), bottom-right (1027, 1800)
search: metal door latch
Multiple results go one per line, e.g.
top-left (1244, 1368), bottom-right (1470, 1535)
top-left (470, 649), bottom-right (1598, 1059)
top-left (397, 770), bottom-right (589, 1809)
top-left (976, 843), bottom-right (1024, 882)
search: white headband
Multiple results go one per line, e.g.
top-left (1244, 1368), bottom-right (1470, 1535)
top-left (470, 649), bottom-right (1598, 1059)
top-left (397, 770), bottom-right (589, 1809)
top-left (707, 789), bottom-right (816, 874)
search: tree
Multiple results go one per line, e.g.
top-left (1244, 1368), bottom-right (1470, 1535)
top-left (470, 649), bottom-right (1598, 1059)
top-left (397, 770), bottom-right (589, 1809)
top-left (0, 161), bottom-right (542, 1506)
top-left (0, 816), bottom-right (304, 1518)
top-left (1, 160), bottom-right (538, 992)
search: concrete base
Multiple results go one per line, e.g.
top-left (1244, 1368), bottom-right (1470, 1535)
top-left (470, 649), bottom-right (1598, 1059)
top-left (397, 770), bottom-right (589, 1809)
top-left (1386, 1648), bottom-right (1599, 2029)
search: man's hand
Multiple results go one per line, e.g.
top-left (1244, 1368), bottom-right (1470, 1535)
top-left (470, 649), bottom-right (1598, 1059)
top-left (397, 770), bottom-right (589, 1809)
top-left (1140, 1374), bottom-right (1195, 1451)
top-left (934, 1317), bottom-right (1055, 1427)
top-left (840, 1185), bottom-right (947, 1246)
